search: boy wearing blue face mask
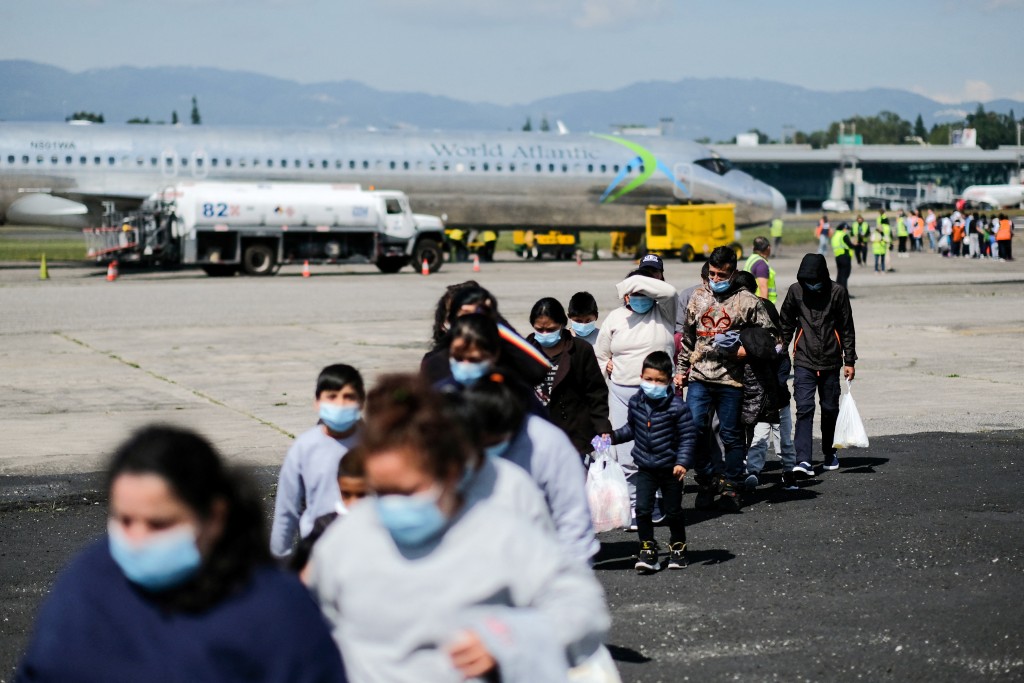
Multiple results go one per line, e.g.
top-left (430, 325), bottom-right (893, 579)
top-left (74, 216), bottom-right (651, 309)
top-left (568, 291), bottom-right (600, 346)
top-left (270, 364), bottom-right (365, 559)
top-left (602, 351), bottom-right (696, 573)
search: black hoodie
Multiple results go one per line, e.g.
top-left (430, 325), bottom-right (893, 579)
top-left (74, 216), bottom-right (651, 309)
top-left (779, 254), bottom-right (857, 371)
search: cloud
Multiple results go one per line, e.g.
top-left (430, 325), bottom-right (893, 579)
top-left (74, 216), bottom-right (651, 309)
top-left (573, 0), bottom-right (671, 28)
top-left (376, 0), bottom-right (669, 28)
top-left (911, 80), bottom-right (997, 104)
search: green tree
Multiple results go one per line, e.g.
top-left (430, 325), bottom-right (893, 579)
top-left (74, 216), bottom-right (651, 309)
top-left (522, 116), bottom-right (532, 132)
top-left (965, 104), bottom-right (1018, 149)
top-left (928, 122), bottom-right (957, 145)
top-left (66, 111), bottom-right (104, 123)
top-left (171, 110), bottom-right (179, 125)
top-left (190, 96), bottom-right (201, 125)
top-left (914, 114), bottom-right (927, 140)
top-left (127, 117), bottom-right (152, 124)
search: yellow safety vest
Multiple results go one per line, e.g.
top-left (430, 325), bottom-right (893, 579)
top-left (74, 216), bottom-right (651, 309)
top-left (832, 229), bottom-right (851, 257)
top-left (853, 220), bottom-right (869, 238)
top-left (743, 253), bottom-right (777, 304)
top-left (770, 219), bottom-right (783, 238)
top-left (896, 218), bottom-right (908, 237)
top-left (871, 231), bottom-right (887, 255)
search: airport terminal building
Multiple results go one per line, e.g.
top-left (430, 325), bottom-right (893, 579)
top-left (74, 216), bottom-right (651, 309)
top-left (708, 143), bottom-right (1024, 210)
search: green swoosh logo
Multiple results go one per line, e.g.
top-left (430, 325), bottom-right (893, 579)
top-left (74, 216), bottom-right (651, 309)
top-left (593, 134), bottom-right (657, 202)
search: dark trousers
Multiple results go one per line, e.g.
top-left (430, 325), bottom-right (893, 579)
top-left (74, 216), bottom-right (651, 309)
top-left (686, 381), bottom-right (745, 482)
top-left (854, 241), bottom-right (868, 265)
top-left (898, 236), bottom-right (908, 253)
top-left (793, 366), bottom-right (841, 465)
top-left (835, 254), bottom-right (851, 289)
top-left (635, 467), bottom-right (686, 545)
top-left (998, 240), bottom-right (1013, 260)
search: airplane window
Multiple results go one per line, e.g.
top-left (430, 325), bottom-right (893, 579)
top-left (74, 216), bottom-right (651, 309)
top-left (429, 161), bottom-right (437, 171)
top-left (549, 164), bottom-right (555, 173)
top-left (535, 164), bottom-right (542, 172)
top-left (238, 159), bottom-right (246, 168)
top-left (389, 161), bottom-right (396, 170)
top-left (108, 157), bottom-right (115, 165)
top-left (94, 156), bottom-right (101, 165)
top-left (322, 160), bottom-right (329, 169)
top-left (694, 158), bottom-right (734, 175)
top-left (562, 164), bottom-right (568, 173)
top-left (363, 161), bottom-right (369, 170)
top-left (613, 165), bottom-right (619, 173)
top-left (136, 157), bottom-right (144, 166)
top-left (509, 163), bottom-right (516, 172)
top-left (496, 163), bottom-right (502, 172)
top-left (196, 158), bottom-right (204, 168)
top-left (181, 158), bottom-right (189, 167)
top-left (267, 159), bottom-right (274, 168)
top-left (587, 164), bottom-right (593, 173)
top-left (81, 156), bottom-right (87, 164)
top-left (294, 160), bottom-right (301, 168)
top-left (51, 156), bottom-right (58, 164)
top-left (23, 155), bottom-right (30, 163)
top-left (639, 164), bottom-right (645, 174)
top-left (403, 161), bottom-right (409, 170)
top-left (252, 159), bottom-right (259, 167)
top-left (211, 158), bottom-right (218, 167)
top-left (600, 164), bottom-right (606, 173)
top-left (37, 156), bottom-right (43, 164)
top-left (350, 161), bottom-right (356, 170)
top-left (483, 163), bottom-right (489, 172)
top-left (7, 155), bottom-right (13, 164)
top-left (150, 157), bottom-right (158, 166)
top-left (469, 163), bottom-right (476, 172)
top-left (225, 159), bottom-right (232, 167)
top-left (307, 160), bottom-right (314, 169)
top-left (336, 160), bottom-right (343, 169)
top-left (443, 162), bottom-right (450, 171)
top-left (66, 156), bottom-right (73, 164)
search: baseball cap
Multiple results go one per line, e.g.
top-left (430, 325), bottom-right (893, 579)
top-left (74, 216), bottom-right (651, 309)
top-left (639, 254), bottom-right (664, 271)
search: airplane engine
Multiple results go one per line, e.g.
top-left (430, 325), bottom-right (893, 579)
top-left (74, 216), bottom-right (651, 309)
top-left (6, 193), bottom-right (90, 228)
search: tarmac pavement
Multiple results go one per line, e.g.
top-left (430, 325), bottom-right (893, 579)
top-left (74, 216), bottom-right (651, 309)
top-left (1, 251), bottom-right (1023, 681)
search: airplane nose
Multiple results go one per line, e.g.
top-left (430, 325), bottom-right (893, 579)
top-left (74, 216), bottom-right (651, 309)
top-left (770, 187), bottom-right (787, 216)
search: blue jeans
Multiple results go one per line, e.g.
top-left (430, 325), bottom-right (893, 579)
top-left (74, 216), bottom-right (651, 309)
top-left (686, 381), bottom-right (745, 483)
top-left (793, 367), bottom-right (841, 465)
top-left (746, 404), bottom-right (796, 474)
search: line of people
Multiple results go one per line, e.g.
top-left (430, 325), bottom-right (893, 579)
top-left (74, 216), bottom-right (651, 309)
top-left (17, 245), bottom-right (857, 681)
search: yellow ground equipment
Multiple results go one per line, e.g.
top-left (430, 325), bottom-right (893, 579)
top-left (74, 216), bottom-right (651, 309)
top-left (644, 204), bottom-right (742, 262)
top-left (513, 230), bottom-right (579, 260)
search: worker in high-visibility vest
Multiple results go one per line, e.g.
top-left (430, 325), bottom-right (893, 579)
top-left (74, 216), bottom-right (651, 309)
top-left (743, 236), bottom-right (777, 303)
top-left (769, 217), bottom-right (784, 257)
top-left (896, 211), bottom-right (910, 258)
top-left (447, 228), bottom-right (468, 262)
top-left (870, 223), bottom-right (890, 273)
top-left (996, 213), bottom-right (1015, 261)
top-left (816, 215), bottom-right (832, 255)
top-left (831, 222), bottom-right (855, 290)
top-left (479, 229), bottom-right (498, 262)
top-left (851, 214), bottom-right (870, 267)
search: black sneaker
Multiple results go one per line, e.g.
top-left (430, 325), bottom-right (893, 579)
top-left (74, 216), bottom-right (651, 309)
top-left (782, 471), bottom-right (800, 490)
top-left (792, 461), bottom-right (814, 477)
top-left (667, 542), bottom-right (688, 569)
top-left (635, 541), bottom-right (661, 574)
top-left (718, 481), bottom-right (742, 512)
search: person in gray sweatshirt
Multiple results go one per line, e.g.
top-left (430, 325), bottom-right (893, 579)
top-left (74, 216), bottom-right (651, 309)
top-left (270, 364), bottom-right (364, 559)
top-left (308, 374), bottom-right (609, 683)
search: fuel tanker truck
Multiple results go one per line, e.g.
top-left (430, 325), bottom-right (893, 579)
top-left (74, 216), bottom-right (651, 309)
top-left (83, 181), bottom-right (446, 275)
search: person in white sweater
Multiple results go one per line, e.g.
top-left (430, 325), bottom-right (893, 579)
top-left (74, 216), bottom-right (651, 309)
top-left (309, 374), bottom-right (609, 683)
top-left (594, 271), bottom-right (678, 520)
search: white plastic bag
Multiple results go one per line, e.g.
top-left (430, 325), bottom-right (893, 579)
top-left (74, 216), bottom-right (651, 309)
top-left (586, 437), bottom-right (631, 532)
top-left (833, 380), bottom-right (869, 449)
top-left (568, 645), bottom-right (623, 683)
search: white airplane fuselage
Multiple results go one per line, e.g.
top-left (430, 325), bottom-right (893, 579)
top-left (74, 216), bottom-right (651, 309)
top-left (0, 123), bottom-right (786, 230)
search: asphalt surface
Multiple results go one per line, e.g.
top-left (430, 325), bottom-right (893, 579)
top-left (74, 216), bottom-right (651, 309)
top-left (1, 252), bottom-right (1023, 681)
top-left (2, 430), bottom-right (1023, 682)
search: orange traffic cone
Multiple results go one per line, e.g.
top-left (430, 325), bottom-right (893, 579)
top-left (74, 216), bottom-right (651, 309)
top-left (302, 260), bottom-right (311, 278)
top-left (576, 250), bottom-right (583, 266)
top-left (106, 260), bottom-right (119, 281)
top-left (472, 254), bottom-right (480, 272)
top-left (421, 258), bottom-right (430, 276)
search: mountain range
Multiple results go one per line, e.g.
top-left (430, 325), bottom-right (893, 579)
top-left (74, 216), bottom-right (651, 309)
top-left (3, 60), bottom-right (1021, 142)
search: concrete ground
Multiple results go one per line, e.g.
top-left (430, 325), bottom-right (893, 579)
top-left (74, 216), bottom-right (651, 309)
top-left (1, 250), bottom-right (1023, 681)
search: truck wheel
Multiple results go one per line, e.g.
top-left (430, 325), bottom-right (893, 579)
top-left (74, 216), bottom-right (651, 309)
top-left (413, 239), bottom-right (444, 274)
top-left (679, 244), bottom-right (695, 263)
top-left (375, 257), bottom-right (406, 274)
top-left (242, 244), bottom-right (276, 276)
top-left (202, 264), bottom-right (237, 277)
top-left (729, 242), bottom-right (744, 260)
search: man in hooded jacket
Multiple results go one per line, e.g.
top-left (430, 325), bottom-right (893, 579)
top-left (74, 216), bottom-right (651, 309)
top-left (779, 254), bottom-right (857, 477)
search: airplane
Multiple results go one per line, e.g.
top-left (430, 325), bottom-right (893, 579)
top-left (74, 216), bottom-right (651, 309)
top-left (960, 184), bottom-right (1024, 210)
top-left (0, 122), bottom-right (786, 231)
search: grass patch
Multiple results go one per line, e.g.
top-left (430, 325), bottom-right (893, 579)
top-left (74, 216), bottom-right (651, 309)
top-left (0, 225), bottom-right (88, 261)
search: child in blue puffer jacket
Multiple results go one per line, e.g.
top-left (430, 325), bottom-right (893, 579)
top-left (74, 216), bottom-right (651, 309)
top-left (603, 351), bottom-right (697, 573)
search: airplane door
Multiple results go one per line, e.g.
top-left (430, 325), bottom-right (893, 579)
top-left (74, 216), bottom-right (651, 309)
top-left (192, 151), bottom-right (208, 179)
top-left (674, 162), bottom-right (694, 200)
top-left (161, 150), bottom-right (178, 179)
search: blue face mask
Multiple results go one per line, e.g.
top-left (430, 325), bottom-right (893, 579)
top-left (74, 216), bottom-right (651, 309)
top-left (449, 358), bottom-right (492, 386)
top-left (628, 295), bottom-right (654, 314)
top-left (376, 488), bottom-right (448, 547)
top-left (108, 521), bottom-right (202, 591)
top-left (319, 403), bottom-right (360, 433)
top-left (804, 281), bottom-right (825, 291)
top-left (640, 381), bottom-right (670, 400)
top-left (571, 320), bottom-right (597, 337)
top-left (709, 279), bottom-right (732, 294)
top-left (533, 329), bottom-right (562, 347)
top-left (484, 439), bottom-right (511, 459)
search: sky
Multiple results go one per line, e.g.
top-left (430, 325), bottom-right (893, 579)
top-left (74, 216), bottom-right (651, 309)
top-left (2, 0), bottom-right (1023, 105)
